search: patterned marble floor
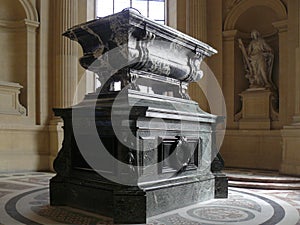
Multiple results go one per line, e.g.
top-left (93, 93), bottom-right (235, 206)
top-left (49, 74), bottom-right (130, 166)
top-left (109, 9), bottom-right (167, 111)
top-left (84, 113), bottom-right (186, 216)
top-left (0, 172), bottom-right (300, 224)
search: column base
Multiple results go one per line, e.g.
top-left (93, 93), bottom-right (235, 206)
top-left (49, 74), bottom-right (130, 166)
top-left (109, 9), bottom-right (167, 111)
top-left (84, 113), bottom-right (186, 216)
top-left (49, 118), bottom-right (64, 171)
top-left (239, 118), bottom-right (270, 130)
top-left (280, 125), bottom-right (300, 175)
top-left (214, 172), bottom-right (228, 198)
top-left (292, 115), bottom-right (300, 124)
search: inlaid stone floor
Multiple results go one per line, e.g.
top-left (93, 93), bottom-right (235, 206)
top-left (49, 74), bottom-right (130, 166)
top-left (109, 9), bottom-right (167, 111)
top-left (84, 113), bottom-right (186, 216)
top-left (0, 172), bottom-right (300, 224)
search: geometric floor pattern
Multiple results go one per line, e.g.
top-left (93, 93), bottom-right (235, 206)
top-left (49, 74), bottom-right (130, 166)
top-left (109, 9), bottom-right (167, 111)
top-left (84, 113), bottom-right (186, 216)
top-left (0, 172), bottom-right (300, 224)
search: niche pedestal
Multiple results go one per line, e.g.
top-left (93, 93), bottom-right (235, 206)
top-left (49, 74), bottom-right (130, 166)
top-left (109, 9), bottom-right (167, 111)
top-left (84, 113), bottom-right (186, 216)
top-left (50, 9), bottom-right (227, 224)
top-left (238, 89), bottom-right (273, 130)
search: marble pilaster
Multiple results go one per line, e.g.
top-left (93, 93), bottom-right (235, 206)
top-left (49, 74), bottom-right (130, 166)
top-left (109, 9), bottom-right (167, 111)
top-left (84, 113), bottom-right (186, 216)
top-left (272, 20), bottom-right (288, 127)
top-left (186, 0), bottom-right (209, 112)
top-left (222, 29), bottom-right (239, 129)
top-left (293, 46), bottom-right (300, 123)
top-left (280, 1), bottom-right (300, 175)
top-left (293, 0), bottom-right (300, 123)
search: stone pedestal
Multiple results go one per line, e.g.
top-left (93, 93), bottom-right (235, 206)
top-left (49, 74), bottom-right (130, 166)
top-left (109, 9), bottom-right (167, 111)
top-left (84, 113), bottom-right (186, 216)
top-left (0, 81), bottom-right (26, 116)
top-left (238, 89), bottom-right (272, 130)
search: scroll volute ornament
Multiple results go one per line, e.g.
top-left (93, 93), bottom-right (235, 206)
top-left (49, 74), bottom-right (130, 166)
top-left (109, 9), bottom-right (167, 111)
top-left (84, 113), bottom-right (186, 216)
top-left (63, 9), bottom-right (217, 87)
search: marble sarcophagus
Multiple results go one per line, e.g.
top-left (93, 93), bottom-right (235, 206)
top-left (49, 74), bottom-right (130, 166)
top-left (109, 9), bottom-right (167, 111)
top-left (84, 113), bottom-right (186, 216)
top-left (50, 9), bottom-right (226, 224)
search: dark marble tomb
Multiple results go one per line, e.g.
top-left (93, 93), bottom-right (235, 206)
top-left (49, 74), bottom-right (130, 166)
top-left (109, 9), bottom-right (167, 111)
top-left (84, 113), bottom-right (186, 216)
top-left (50, 9), bottom-right (228, 224)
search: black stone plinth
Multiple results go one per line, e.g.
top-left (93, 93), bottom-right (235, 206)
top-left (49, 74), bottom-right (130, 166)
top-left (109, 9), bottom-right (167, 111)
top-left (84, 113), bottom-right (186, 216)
top-left (211, 153), bottom-right (228, 198)
top-left (51, 174), bottom-right (214, 224)
top-left (50, 88), bottom-right (217, 224)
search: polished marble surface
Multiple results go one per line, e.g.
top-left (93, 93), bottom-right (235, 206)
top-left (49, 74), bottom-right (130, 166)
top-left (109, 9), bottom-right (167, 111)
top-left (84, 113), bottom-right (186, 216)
top-left (0, 172), bottom-right (299, 224)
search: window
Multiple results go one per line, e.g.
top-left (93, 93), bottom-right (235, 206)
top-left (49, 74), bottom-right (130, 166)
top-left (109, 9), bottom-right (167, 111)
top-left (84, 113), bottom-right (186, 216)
top-left (96, 0), bottom-right (166, 25)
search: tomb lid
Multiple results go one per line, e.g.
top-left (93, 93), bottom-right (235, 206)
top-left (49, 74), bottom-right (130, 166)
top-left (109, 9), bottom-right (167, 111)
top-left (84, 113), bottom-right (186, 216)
top-left (63, 8), bottom-right (217, 82)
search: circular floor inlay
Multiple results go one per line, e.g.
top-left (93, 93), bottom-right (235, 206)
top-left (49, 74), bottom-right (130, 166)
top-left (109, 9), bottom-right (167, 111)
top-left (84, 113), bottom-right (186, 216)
top-left (187, 206), bottom-right (255, 222)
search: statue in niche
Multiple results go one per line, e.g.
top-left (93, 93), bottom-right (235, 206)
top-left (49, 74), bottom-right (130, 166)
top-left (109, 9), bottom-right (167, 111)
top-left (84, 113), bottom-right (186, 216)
top-left (238, 30), bottom-right (275, 90)
top-left (235, 30), bottom-right (279, 122)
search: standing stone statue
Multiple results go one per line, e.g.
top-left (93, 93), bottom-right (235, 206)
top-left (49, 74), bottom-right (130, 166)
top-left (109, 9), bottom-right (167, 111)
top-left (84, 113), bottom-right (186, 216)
top-left (238, 30), bottom-right (275, 89)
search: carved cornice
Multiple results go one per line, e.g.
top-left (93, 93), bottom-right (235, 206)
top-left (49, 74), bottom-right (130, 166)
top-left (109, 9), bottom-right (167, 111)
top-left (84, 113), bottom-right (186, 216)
top-left (272, 20), bottom-right (288, 33)
top-left (0, 81), bottom-right (23, 89)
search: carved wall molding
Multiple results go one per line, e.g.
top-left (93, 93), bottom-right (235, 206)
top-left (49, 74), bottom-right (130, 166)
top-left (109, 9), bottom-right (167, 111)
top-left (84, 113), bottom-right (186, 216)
top-left (24, 19), bottom-right (39, 29)
top-left (226, 0), bottom-right (243, 13)
top-left (0, 20), bottom-right (26, 30)
top-left (224, 0), bottom-right (287, 31)
top-left (0, 19), bottom-right (38, 32)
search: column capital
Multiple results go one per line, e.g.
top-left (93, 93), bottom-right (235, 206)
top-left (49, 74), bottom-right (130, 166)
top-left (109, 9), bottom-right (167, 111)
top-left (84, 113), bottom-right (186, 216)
top-left (272, 20), bottom-right (288, 33)
top-left (222, 29), bottom-right (240, 41)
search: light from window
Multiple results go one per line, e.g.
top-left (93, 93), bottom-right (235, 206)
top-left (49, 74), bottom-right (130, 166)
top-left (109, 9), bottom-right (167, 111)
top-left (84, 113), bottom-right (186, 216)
top-left (96, 0), bottom-right (166, 24)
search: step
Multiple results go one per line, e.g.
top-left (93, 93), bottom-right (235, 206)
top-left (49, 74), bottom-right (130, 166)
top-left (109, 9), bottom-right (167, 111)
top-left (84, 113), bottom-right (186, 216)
top-left (226, 174), bottom-right (300, 183)
top-left (229, 180), bottom-right (300, 190)
top-left (224, 169), bottom-right (300, 184)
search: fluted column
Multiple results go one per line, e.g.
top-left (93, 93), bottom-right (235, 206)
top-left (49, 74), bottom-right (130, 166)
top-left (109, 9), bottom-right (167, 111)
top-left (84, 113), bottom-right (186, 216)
top-left (53, 0), bottom-right (79, 108)
top-left (187, 0), bottom-right (207, 41)
top-left (293, 1), bottom-right (300, 124)
top-left (49, 0), bottom-right (79, 170)
top-left (186, 0), bottom-right (209, 112)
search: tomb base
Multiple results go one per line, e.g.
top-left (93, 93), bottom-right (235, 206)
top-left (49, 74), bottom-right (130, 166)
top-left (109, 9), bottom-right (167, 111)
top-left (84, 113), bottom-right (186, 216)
top-left (51, 174), bottom-right (214, 224)
top-left (50, 89), bottom-right (217, 224)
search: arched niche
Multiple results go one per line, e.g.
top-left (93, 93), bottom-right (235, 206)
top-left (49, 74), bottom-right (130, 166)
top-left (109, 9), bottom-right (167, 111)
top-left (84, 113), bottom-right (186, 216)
top-left (224, 0), bottom-right (287, 30)
top-left (222, 0), bottom-right (287, 129)
top-left (0, 0), bottom-right (39, 123)
top-left (0, 0), bottom-right (26, 21)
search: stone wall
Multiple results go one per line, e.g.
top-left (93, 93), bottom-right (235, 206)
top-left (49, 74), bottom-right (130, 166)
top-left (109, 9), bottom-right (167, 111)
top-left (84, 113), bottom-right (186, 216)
top-left (1, 0), bottom-right (300, 173)
top-left (0, 0), bottom-right (95, 172)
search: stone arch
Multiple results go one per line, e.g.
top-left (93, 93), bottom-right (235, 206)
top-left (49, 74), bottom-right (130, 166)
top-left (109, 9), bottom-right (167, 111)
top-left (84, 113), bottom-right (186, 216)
top-left (224, 0), bottom-right (287, 31)
top-left (0, 0), bottom-right (39, 22)
top-left (0, 0), bottom-right (26, 21)
top-left (0, 0), bottom-right (39, 123)
top-left (19, 0), bottom-right (39, 22)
